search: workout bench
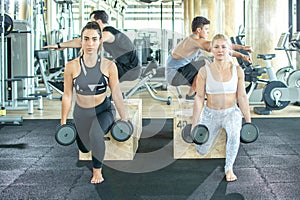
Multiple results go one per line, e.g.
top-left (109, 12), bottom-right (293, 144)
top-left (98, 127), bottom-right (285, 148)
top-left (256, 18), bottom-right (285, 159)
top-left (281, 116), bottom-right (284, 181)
top-left (173, 101), bottom-right (226, 159)
top-left (5, 77), bottom-right (43, 114)
top-left (79, 99), bottom-right (142, 160)
top-left (123, 59), bottom-right (172, 105)
top-left (34, 50), bottom-right (64, 98)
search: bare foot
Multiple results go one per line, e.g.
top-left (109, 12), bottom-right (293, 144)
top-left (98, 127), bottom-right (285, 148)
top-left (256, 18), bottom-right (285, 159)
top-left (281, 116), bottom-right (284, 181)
top-left (225, 170), bottom-right (237, 182)
top-left (91, 168), bottom-right (104, 184)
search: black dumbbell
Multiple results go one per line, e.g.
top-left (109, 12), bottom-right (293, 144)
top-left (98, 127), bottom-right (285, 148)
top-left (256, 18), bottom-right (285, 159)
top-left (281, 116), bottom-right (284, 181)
top-left (55, 123), bottom-right (77, 146)
top-left (240, 123), bottom-right (259, 143)
top-left (181, 123), bottom-right (209, 144)
top-left (110, 120), bottom-right (134, 142)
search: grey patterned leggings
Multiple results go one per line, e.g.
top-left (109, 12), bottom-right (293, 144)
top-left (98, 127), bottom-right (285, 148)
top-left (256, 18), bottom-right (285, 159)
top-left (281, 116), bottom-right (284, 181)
top-left (195, 104), bottom-right (242, 173)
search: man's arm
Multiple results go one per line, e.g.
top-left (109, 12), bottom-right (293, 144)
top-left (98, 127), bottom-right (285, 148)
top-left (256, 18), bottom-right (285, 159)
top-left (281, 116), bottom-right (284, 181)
top-left (43, 37), bottom-right (81, 50)
top-left (197, 38), bottom-right (212, 52)
top-left (232, 44), bottom-right (253, 53)
top-left (232, 50), bottom-right (252, 63)
top-left (102, 31), bottom-right (115, 43)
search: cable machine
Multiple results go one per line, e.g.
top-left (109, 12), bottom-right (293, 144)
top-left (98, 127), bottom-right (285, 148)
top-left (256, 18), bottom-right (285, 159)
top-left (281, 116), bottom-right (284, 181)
top-left (0, 0), bottom-right (23, 125)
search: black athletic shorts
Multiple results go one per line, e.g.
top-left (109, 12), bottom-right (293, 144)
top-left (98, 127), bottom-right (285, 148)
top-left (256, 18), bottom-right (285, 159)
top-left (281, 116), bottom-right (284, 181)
top-left (171, 59), bottom-right (206, 86)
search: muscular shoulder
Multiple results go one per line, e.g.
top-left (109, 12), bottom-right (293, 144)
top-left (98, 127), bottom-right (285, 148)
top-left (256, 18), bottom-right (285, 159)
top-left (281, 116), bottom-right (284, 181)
top-left (102, 30), bottom-right (115, 43)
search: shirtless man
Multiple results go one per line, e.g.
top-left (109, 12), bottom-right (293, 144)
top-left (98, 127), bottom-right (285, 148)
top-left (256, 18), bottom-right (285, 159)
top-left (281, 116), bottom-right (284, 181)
top-left (44, 10), bottom-right (138, 81)
top-left (166, 16), bottom-right (253, 99)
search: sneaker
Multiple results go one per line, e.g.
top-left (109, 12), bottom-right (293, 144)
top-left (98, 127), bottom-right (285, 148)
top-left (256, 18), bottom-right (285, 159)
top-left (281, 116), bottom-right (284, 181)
top-left (186, 93), bottom-right (196, 100)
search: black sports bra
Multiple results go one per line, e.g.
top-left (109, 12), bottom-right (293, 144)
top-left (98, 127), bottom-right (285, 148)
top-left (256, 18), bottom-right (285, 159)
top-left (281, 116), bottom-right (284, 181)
top-left (73, 56), bottom-right (108, 95)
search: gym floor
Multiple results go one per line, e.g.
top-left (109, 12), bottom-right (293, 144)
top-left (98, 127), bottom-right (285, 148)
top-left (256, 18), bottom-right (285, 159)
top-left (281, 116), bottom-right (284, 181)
top-left (1, 84), bottom-right (300, 200)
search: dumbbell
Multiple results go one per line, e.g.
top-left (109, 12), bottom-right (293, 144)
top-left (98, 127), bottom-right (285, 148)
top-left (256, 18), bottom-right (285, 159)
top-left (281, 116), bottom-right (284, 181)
top-left (240, 123), bottom-right (259, 143)
top-left (55, 120), bottom-right (134, 145)
top-left (55, 123), bottom-right (77, 146)
top-left (181, 124), bottom-right (209, 144)
top-left (110, 120), bottom-right (134, 142)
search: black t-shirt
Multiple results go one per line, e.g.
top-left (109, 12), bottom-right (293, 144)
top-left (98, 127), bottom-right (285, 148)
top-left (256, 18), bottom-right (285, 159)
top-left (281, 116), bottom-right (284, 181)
top-left (103, 26), bottom-right (138, 68)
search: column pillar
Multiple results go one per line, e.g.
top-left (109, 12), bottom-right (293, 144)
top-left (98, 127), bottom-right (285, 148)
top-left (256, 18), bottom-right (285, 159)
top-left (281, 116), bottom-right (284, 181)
top-left (194, 0), bottom-right (202, 17)
top-left (224, 0), bottom-right (236, 37)
top-left (246, 0), bottom-right (289, 70)
top-left (188, 0), bottom-right (194, 34)
top-left (202, 0), bottom-right (216, 39)
top-left (184, 0), bottom-right (189, 37)
top-left (18, 0), bottom-right (28, 20)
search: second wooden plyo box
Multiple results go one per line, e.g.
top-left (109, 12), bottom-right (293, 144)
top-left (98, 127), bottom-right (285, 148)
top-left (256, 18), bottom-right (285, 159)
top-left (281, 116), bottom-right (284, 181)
top-left (173, 101), bottom-right (226, 159)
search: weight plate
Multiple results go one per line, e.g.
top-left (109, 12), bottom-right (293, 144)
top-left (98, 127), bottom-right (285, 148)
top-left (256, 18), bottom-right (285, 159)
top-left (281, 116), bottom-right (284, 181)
top-left (0, 14), bottom-right (13, 36)
top-left (181, 124), bottom-right (193, 143)
top-left (55, 124), bottom-right (77, 146)
top-left (127, 120), bottom-right (134, 134)
top-left (262, 81), bottom-right (290, 110)
top-left (240, 123), bottom-right (259, 143)
top-left (287, 69), bottom-right (300, 87)
top-left (191, 124), bottom-right (209, 145)
top-left (111, 120), bottom-right (132, 142)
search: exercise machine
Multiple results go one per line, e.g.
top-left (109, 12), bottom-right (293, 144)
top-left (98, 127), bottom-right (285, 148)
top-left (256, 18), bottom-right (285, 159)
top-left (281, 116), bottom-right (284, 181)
top-left (275, 32), bottom-right (300, 85)
top-left (33, 49), bottom-right (64, 97)
top-left (276, 32), bottom-right (300, 106)
top-left (123, 57), bottom-right (172, 105)
top-left (50, 0), bottom-right (75, 68)
top-left (0, 3), bottom-right (23, 124)
top-left (123, 30), bottom-right (172, 105)
top-left (231, 33), bottom-right (300, 115)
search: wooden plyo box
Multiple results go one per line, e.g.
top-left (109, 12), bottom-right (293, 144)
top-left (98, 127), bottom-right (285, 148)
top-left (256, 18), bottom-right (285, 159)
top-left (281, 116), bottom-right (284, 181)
top-left (79, 99), bottom-right (142, 160)
top-left (173, 103), bottom-right (226, 159)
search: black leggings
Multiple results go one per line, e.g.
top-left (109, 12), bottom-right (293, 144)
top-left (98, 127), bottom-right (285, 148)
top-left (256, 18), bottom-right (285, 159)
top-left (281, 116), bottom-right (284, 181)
top-left (73, 97), bottom-right (116, 168)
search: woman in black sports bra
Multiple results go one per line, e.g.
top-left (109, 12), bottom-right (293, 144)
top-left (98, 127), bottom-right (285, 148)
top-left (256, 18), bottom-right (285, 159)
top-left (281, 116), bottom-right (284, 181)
top-left (61, 21), bottom-right (127, 184)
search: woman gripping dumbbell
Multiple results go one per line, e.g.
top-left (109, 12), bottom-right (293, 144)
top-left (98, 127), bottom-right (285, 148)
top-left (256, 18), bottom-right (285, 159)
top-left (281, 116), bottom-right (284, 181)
top-left (191, 34), bottom-right (252, 182)
top-left (61, 21), bottom-right (127, 184)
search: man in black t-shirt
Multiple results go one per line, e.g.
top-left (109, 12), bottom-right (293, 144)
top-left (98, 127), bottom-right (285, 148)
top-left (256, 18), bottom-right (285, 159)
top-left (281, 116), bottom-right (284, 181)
top-left (44, 10), bottom-right (139, 81)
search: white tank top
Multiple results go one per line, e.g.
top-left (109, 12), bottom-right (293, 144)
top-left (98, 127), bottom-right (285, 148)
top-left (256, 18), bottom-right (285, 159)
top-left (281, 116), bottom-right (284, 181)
top-left (205, 63), bottom-right (238, 94)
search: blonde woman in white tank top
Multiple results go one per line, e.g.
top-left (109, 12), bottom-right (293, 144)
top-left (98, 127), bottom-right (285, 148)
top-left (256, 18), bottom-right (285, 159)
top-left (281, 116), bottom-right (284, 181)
top-left (191, 34), bottom-right (252, 182)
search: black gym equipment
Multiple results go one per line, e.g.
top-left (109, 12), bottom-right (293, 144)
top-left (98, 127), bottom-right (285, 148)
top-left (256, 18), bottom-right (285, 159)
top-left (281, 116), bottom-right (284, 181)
top-left (110, 120), bottom-right (134, 142)
top-left (0, 9), bottom-right (23, 125)
top-left (240, 123), bottom-right (259, 143)
top-left (0, 13), bottom-right (13, 36)
top-left (262, 81), bottom-right (290, 110)
top-left (55, 123), bottom-right (77, 146)
top-left (123, 57), bottom-right (172, 105)
top-left (181, 123), bottom-right (209, 145)
top-left (231, 32), bottom-right (300, 115)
